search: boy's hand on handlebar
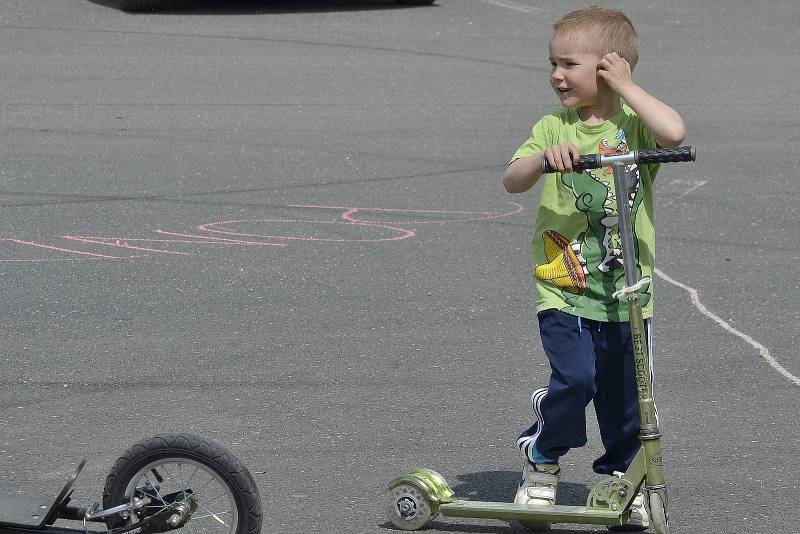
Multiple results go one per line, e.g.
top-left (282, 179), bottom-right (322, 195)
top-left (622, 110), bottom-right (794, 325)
top-left (543, 142), bottom-right (581, 173)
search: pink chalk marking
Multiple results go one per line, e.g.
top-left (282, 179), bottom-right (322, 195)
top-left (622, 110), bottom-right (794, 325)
top-left (154, 230), bottom-right (288, 247)
top-left (197, 219), bottom-right (416, 243)
top-left (3, 238), bottom-right (128, 259)
top-left (61, 236), bottom-right (192, 255)
top-left (0, 257), bottom-right (131, 263)
top-left (290, 202), bottom-right (525, 225)
top-left (0, 202), bottom-right (524, 262)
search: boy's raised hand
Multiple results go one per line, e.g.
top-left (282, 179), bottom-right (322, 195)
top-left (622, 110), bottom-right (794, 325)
top-left (543, 142), bottom-right (581, 173)
top-left (597, 52), bottom-right (634, 95)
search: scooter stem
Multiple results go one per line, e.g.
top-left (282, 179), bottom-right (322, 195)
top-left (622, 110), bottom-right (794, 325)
top-left (610, 163), bottom-right (665, 490)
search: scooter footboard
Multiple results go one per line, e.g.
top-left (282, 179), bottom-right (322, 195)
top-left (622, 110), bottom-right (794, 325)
top-left (0, 494), bottom-right (58, 528)
top-left (0, 459), bottom-right (86, 530)
top-left (439, 501), bottom-right (629, 526)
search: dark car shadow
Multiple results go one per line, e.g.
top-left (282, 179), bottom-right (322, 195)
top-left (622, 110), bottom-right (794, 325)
top-left (378, 471), bottom-right (597, 533)
top-left (87, 0), bottom-right (437, 14)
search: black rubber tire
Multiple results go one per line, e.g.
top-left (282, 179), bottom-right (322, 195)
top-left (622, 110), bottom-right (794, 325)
top-left (649, 492), bottom-right (669, 534)
top-left (119, 0), bottom-right (167, 12)
top-left (103, 433), bottom-right (262, 534)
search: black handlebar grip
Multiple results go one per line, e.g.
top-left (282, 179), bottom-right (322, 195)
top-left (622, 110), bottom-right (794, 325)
top-left (540, 146), bottom-right (695, 173)
top-left (636, 145), bottom-right (696, 165)
top-left (541, 154), bottom-right (601, 174)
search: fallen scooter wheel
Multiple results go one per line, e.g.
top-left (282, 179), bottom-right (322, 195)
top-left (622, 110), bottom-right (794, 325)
top-left (103, 433), bottom-right (262, 534)
top-left (648, 492), bottom-right (668, 534)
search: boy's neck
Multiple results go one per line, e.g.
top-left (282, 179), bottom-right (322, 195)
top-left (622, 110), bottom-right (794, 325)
top-left (577, 95), bottom-right (623, 125)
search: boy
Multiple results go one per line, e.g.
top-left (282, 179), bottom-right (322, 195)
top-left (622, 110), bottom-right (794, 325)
top-left (502, 6), bottom-right (685, 531)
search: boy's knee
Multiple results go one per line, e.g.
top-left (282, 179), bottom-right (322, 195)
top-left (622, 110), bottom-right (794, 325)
top-left (556, 370), bottom-right (596, 400)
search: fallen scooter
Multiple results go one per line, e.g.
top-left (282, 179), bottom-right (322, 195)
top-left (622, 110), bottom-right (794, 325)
top-left (386, 145), bottom-right (697, 534)
top-left (0, 433), bottom-right (261, 534)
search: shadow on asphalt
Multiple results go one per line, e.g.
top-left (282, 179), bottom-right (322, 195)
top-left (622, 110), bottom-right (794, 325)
top-left (449, 470), bottom-right (590, 507)
top-left (87, 0), bottom-right (437, 14)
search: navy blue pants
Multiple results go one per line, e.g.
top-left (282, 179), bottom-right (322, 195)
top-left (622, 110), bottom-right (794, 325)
top-left (517, 309), bottom-right (653, 475)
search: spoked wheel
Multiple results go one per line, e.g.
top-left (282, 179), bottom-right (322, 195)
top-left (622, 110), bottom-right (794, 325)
top-left (648, 491), bottom-right (669, 534)
top-left (103, 434), bottom-right (261, 534)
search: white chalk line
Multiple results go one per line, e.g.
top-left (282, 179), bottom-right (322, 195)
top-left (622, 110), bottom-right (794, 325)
top-left (657, 179), bottom-right (797, 386)
top-left (475, 0), bottom-right (545, 14)
top-left (655, 268), bottom-right (800, 387)
top-left (661, 180), bottom-right (707, 208)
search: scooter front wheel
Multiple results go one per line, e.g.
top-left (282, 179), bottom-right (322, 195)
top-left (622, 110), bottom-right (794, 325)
top-left (103, 433), bottom-right (262, 534)
top-left (648, 492), bottom-right (668, 534)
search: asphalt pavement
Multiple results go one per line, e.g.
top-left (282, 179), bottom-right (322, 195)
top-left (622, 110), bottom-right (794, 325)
top-left (1, 1), bottom-right (798, 533)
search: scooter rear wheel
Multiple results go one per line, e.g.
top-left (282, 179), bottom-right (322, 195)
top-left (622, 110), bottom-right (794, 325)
top-left (103, 433), bottom-right (261, 534)
top-left (648, 492), bottom-right (668, 534)
top-left (386, 482), bottom-right (435, 531)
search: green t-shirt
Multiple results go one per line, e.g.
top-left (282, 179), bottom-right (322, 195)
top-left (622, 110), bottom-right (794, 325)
top-left (512, 105), bottom-right (659, 322)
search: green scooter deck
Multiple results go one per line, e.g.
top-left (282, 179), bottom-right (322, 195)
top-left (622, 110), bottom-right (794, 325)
top-left (440, 500), bottom-right (628, 526)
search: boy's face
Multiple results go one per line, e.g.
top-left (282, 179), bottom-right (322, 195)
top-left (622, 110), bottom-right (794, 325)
top-left (548, 31), bottom-right (606, 109)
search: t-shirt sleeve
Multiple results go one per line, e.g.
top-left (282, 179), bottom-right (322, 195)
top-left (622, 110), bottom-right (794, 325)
top-left (510, 115), bottom-right (555, 163)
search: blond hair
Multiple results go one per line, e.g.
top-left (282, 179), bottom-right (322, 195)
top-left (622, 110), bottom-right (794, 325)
top-left (553, 6), bottom-right (639, 69)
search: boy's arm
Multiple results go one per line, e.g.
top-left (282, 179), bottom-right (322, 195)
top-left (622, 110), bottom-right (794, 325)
top-left (597, 53), bottom-right (686, 147)
top-left (503, 143), bottom-right (580, 193)
top-left (503, 155), bottom-right (544, 193)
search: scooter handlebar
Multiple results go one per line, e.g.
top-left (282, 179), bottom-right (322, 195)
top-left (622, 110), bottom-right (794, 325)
top-left (637, 145), bottom-right (697, 165)
top-left (541, 145), bottom-right (696, 174)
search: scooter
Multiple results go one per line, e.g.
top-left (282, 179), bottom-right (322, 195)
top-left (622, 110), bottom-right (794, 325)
top-left (386, 145), bottom-right (697, 534)
top-left (0, 433), bottom-right (261, 534)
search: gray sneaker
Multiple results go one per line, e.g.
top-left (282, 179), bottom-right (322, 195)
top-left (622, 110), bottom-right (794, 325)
top-left (514, 462), bottom-right (560, 531)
